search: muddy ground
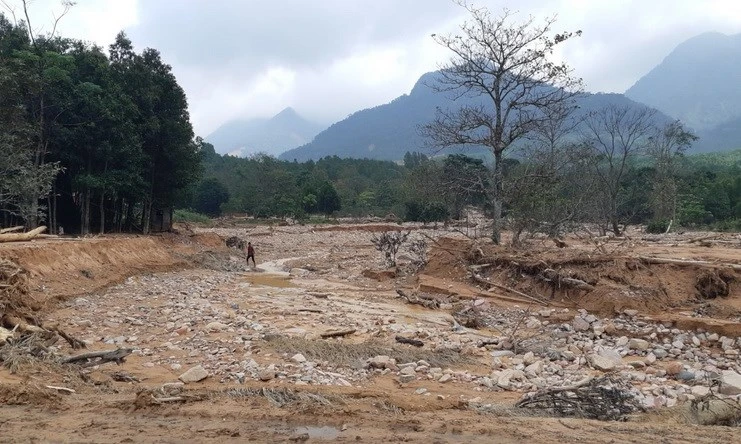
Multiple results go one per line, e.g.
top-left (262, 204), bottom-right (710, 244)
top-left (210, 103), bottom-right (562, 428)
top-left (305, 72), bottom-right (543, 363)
top-left (0, 222), bottom-right (740, 443)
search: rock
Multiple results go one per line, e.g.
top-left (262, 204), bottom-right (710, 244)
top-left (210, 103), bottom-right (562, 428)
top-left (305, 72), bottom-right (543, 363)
top-left (677, 370), bottom-right (695, 381)
top-left (598, 348), bottom-right (622, 365)
top-left (178, 365), bottom-right (209, 383)
top-left (258, 368), bottom-right (276, 381)
top-left (161, 382), bottom-right (185, 396)
top-left (291, 353), bottom-right (307, 364)
top-left (691, 386), bottom-right (710, 397)
top-left (205, 321), bottom-right (229, 332)
top-left (645, 353), bottom-right (657, 365)
top-left (367, 355), bottom-right (397, 370)
top-left (524, 361), bottom-right (543, 376)
top-left (589, 354), bottom-right (616, 371)
top-left (664, 361), bottom-right (683, 376)
top-left (400, 366), bottom-right (416, 376)
top-left (491, 350), bottom-right (515, 358)
top-left (628, 338), bottom-right (650, 351)
top-left (572, 316), bottom-right (590, 332)
top-left (398, 374), bottom-right (415, 383)
top-left (624, 309), bottom-right (638, 317)
top-left (653, 348), bottom-right (668, 359)
top-left (415, 388), bottom-right (428, 395)
top-left (523, 352), bottom-right (536, 366)
top-left (438, 374), bottom-right (452, 383)
top-left (719, 370), bottom-right (741, 395)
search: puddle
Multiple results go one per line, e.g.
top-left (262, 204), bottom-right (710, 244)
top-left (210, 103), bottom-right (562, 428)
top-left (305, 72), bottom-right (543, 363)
top-left (294, 426), bottom-right (339, 440)
top-left (243, 274), bottom-right (295, 288)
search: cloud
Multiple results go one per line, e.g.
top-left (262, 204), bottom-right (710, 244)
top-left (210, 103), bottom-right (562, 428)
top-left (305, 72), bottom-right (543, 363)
top-left (7, 0), bottom-right (741, 137)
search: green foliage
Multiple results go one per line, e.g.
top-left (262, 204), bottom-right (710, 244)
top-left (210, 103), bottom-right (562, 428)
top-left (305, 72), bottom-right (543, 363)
top-left (173, 209), bottom-right (211, 224)
top-left (194, 178), bottom-right (229, 216)
top-left (645, 219), bottom-right (670, 234)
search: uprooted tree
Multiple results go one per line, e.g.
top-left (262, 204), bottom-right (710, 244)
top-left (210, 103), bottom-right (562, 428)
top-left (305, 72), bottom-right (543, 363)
top-left (422, 2), bottom-right (582, 244)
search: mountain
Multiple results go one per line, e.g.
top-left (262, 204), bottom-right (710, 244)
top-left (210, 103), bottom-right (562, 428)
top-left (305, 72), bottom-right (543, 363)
top-left (626, 32), bottom-right (741, 151)
top-left (280, 72), bottom-right (673, 162)
top-left (206, 107), bottom-right (325, 157)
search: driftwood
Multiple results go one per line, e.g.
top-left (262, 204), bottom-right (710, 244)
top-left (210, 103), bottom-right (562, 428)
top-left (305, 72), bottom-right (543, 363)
top-left (516, 375), bottom-right (643, 421)
top-left (395, 289), bottom-right (440, 309)
top-left (395, 336), bottom-right (424, 347)
top-left (297, 308), bottom-right (323, 313)
top-left (61, 348), bottom-right (133, 367)
top-left (319, 329), bottom-right (356, 339)
top-left (540, 268), bottom-right (595, 291)
top-left (46, 385), bottom-right (75, 394)
top-left (469, 272), bottom-right (548, 306)
top-left (0, 226), bottom-right (24, 234)
top-left (0, 226), bottom-right (47, 243)
top-left (638, 256), bottom-right (741, 271)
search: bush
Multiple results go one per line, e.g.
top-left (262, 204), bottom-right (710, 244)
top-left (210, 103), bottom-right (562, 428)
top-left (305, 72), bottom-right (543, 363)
top-left (173, 209), bottom-right (211, 224)
top-left (645, 219), bottom-right (670, 234)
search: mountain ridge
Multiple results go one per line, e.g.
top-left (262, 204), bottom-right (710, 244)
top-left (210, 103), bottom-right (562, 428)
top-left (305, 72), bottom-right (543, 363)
top-left (205, 107), bottom-right (325, 157)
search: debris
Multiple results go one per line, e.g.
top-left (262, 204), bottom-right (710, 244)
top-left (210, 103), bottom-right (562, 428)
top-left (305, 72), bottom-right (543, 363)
top-left (516, 376), bottom-right (644, 421)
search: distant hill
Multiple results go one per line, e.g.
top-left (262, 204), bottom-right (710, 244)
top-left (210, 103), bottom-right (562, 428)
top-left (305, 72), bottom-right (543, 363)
top-left (206, 107), bottom-right (325, 157)
top-left (280, 72), bottom-right (673, 162)
top-left (626, 32), bottom-right (741, 152)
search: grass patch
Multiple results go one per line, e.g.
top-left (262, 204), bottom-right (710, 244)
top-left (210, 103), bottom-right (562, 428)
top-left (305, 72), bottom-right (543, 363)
top-left (174, 209), bottom-right (212, 224)
top-left (263, 335), bottom-right (465, 369)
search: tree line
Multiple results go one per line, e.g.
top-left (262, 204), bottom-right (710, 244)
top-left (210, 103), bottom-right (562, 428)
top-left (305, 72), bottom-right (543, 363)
top-left (0, 9), bottom-right (200, 234)
top-left (182, 142), bottom-right (740, 236)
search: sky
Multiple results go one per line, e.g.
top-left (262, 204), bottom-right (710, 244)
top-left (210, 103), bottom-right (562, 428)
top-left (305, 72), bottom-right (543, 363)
top-left (4, 0), bottom-right (741, 137)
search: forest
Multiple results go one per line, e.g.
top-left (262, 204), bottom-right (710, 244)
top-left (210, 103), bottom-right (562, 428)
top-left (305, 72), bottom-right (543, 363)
top-left (0, 13), bottom-right (199, 234)
top-left (185, 143), bottom-right (741, 237)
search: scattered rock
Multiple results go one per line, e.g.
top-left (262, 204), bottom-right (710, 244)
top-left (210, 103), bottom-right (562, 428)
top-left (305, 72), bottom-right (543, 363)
top-left (178, 365), bottom-right (209, 383)
top-left (719, 370), bottom-right (741, 396)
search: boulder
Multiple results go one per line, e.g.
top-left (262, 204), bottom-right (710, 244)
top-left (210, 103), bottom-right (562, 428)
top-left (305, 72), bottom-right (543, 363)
top-left (572, 316), bottom-right (590, 332)
top-left (628, 338), bottom-right (650, 351)
top-left (589, 354), bottom-right (616, 371)
top-left (291, 353), bottom-right (307, 364)
top-left (719, 370), bottom-right (741, 396)
top-left (178, 365), bottom-right (209, 383)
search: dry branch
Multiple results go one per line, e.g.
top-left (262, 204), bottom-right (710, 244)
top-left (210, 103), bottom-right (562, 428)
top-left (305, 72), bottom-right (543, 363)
top-left (61, 348), bottom-right (133, 367)
top-left (319, 329), bottom-right (356, 339)
top-left (638, 256), bottom-right (741, 271)
top-left (516, 375), bottom-right (643, 420)
top-left (395, 336), bottom-right (424, 347)
top-left (469, 272), bottom-right (548, 306)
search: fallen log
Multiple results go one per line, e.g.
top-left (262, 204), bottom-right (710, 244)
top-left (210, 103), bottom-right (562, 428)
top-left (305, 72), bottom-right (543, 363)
top-left (319, 329), bottom-right (356, 339)
top-left (0, 226), bottom-right (47, 243)
top-left (395, 336), bottom-right (424, 347)
top-left (61, 348), bottom-right (133, 367)
top-left (469, 273), bottom-right (548, 306)
top-left (396, 289), bottom-right (439, 309)
top-left (638, 256), bottom-right (741, 271)
top-left (541, 268), bottom-right (595, 291)
top-left (297, 308), bottom-right (323, 313)
top-left (0, 226), bottom-right (24, 234)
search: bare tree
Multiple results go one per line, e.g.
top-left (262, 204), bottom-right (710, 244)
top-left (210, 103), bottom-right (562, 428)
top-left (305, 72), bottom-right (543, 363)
top-left (582, 105), bottom-right (656, 235)
top-left (646, 121), bottom-right (697, 224)
top-left (421, 3), bottom-right (582, 244)
top-left (507, 108), bottom-right (592, 244)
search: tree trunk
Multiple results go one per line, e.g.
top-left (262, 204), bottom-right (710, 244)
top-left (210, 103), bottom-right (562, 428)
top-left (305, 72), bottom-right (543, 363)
top-left (99, 192), bottom-right (105, 234)
top-left (491, 150), bottom-right (504, 244)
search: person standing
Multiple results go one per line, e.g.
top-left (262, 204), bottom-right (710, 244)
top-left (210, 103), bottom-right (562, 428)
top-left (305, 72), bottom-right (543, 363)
top-left (245, 241), bottom-right (256, 267)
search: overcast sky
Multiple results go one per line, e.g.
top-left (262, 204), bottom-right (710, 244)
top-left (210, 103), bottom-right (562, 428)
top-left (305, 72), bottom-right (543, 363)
top-left (6, 0), bottom-right (741, 136)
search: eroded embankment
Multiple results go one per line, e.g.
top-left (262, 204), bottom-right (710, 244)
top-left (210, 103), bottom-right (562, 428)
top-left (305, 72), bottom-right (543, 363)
top-left (0, 232), bottom-right (225, 304)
